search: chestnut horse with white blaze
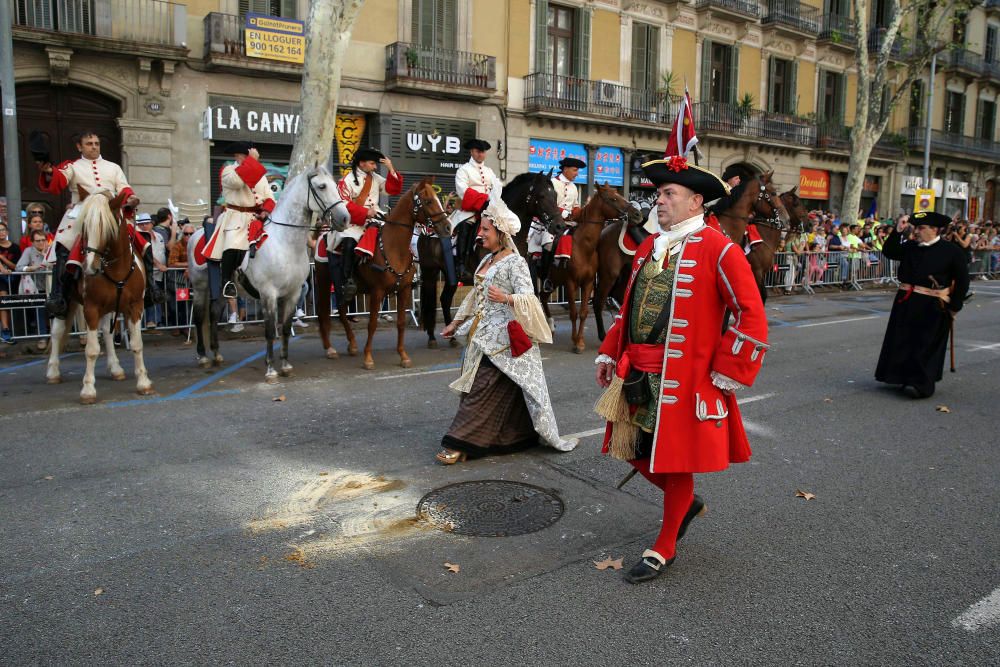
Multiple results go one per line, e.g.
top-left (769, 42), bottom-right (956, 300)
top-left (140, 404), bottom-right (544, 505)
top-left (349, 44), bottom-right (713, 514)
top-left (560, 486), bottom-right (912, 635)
top-left (46, 191), bottom-right (152, 404)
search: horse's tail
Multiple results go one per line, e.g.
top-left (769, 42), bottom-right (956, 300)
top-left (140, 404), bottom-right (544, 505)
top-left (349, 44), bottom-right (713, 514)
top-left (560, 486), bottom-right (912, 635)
top-left (78, 194), bottom-right (118, 247)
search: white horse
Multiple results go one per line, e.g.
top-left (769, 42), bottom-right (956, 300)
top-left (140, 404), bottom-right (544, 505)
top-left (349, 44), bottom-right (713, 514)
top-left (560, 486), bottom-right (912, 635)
top-left (187, 165), bottom-right (350, 381)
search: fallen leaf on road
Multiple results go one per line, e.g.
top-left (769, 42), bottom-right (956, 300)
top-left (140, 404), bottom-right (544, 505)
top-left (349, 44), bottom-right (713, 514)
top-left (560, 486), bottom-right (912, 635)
top-left (94, 588), bottom-right (104, 596)
top-left (283, 547), bottom-right (314, 569)
top-left (318, 472), bottom-right (329, 476)
top-left (593, 557), bottom-right (624, 571)
top-left (935, 405), bottom-right (951, 413)
top-left (795, 489), bottom-right (817, 501)
top-left (42, 475), bottom-right (54, 481)
top-left (444, 562), bottom-right (460, 573)
top-left (273, 395), bottom-right (286, 402)
top-left (823, 398), bottom-right (833, 403)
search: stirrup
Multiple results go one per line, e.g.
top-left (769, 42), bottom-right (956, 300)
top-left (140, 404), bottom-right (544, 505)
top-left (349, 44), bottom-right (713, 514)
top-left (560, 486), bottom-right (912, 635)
top-left (541, 279), bottom-right (554, 294)
top-left (222, 281), bottom-right (239, 299)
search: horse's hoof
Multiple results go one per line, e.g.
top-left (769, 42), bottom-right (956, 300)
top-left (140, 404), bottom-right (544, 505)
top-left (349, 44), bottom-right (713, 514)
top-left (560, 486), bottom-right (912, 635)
top-left (279, 367), bottom-right (293, 377)
top-left (197, 357), bottom-right (212, 368)
top-left (265, 375), bottom-right (280, 385)
top-left (348, 345), bottom-right (358, 357)
top-left (326, 347), bottom-right (339, 360)
top-left (428, 339), bottom-right (438, 349)
top-left (363, 360), bottom-right (375, 371)
top-left (47, 376), bottom-right (62, 385)
top-left (449, 338), bottom-right (459, 348)
top-left (137, 386), bottom-right (155, 396)
top-left (400, 358), bottom-right (412, 369)
top-left (80, 395), bottom-right (97, 405)
top-left (212, 356), bottom-right (223, 367)
top-left (572, 346), bottom-right (583, 354)
top-left (110, 372), bottom-right (126, 381)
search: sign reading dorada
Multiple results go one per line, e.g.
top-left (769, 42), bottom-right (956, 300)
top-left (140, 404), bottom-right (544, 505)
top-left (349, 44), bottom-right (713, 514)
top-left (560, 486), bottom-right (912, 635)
top-left (245, 13), bottom-right (305, 64)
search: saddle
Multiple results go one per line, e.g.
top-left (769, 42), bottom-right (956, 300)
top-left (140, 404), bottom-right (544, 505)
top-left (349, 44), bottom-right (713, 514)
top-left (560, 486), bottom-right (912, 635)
top-left (617, 214), bottom-right (658, 256)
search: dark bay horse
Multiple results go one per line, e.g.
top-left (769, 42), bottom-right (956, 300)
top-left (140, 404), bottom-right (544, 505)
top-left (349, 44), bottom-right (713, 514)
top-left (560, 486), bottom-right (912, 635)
top-left (417, 171), bottom-right (563, 348)
top-left (544, 184), bottom-right (637, 353)
top-left (46, 191), bottom-right (152, 403)
top-left (316, 177), bottom-right (449, 369)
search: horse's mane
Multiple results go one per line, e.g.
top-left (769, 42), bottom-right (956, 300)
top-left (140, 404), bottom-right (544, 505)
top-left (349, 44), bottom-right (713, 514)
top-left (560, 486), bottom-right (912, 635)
top-left (78, 194), bottom-right (118, 248)
top-left (708, 176), bottom-right (754, 215)
top-left (506, 172), bottom-right (543, 190)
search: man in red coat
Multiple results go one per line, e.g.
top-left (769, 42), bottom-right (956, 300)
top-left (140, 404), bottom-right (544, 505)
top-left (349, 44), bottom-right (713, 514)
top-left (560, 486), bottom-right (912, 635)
top-left (594, 156), bottom-right (769, 584)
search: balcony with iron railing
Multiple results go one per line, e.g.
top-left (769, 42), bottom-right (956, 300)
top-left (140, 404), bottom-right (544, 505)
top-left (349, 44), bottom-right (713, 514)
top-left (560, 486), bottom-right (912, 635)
top-left (203, 12), bottom-right (301, 74)
top-left (946, 47), bottom-right (987, 78)
top-left (385, 42), bottom-right (496, 99)
top-left (815, 122), bottom-right (906, 159)
top-left (762, 0), bottom-right (821, 35)
top-left (692, 0), bottom-right (761, 20)
top-left (817, 14), bottom-right (856, 45)
top-left (866, 27), bottom-right (902, 59)
top-left (692, 101), bottom-right (816, 146)
top-left (906, 126), bottom-right (1000, 160)
top-left (12, 0), bottom-right (186, 56)
top-left (523, 73), bottom-right (680, 126)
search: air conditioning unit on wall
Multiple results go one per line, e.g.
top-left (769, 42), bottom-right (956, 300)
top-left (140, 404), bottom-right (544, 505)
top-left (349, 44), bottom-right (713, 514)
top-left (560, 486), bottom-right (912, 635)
top-left (595, 80), bottom-right (621, 106)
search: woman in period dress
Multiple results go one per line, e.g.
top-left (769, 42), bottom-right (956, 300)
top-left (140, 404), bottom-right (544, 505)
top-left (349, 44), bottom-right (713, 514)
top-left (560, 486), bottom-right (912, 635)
top-left (437, 193), bottom-right (578, 464)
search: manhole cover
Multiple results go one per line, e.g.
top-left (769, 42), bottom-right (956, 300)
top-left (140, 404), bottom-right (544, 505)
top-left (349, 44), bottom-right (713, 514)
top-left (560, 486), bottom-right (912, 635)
top-left (416, 480), bottom-right (564, 537)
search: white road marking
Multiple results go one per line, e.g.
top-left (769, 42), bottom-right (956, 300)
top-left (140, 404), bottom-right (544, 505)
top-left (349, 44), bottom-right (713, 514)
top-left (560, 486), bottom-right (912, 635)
top-left (798, 315), bottom-right (881, 328)
top-left (953, 586), bottom-right (1000, 632)
top-left (967, 342), bottom-right (1000, 351)
top-left (561, 393), bottom-right (777, 441)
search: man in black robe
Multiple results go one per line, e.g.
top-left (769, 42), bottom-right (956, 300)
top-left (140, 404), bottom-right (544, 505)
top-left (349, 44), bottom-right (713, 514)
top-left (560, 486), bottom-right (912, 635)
top-left (875, 211), bottom-right (970, 398)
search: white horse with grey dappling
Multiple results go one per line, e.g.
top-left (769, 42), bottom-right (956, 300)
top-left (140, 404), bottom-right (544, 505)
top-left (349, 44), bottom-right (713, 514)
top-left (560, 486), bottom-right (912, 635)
top-left (187, 165), bottom-right (350, 381)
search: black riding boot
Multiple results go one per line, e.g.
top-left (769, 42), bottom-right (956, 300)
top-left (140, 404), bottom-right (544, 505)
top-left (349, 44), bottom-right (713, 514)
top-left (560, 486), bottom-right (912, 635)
top-left (538, 247), bottom-right (556, 294)
top-left (220, 249), bottom-right (241, 299)
top-left (143, 251), bottom-right (165, 308)
top-left (340, 239), bottom-right (359, 301)
top-left (46, 244), bottom-right (72, 318)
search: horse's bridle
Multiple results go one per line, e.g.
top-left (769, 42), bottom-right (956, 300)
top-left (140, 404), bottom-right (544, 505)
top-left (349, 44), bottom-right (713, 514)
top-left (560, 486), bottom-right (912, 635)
top-left (265, 173), bottom-right (349, 231)
top-left (523, 177), bottom-right (556, 228)
top-left (411, 187), bottom-right (449, 233)
top-left (752, 181), bottom-right (787, 231)
top-left (580, 190), bottom-right (630, 225)
top-left (85, 227), bottom-right (138, 328)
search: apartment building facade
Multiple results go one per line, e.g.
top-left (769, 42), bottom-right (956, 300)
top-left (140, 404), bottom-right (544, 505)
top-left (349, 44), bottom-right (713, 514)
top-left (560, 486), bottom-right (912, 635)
top-left (4, 0), bottom-right (1000, 222)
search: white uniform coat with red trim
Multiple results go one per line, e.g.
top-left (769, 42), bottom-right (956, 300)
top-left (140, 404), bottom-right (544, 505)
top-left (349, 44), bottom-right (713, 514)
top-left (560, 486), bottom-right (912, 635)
top-left (204, 157), bottom-right (275, 261)
top-left (450, 158), bottom-right (497, 226)
top-left (597, 222), bottom-right (769, 474)
top-left (38, 156), bottom-right (134, 256)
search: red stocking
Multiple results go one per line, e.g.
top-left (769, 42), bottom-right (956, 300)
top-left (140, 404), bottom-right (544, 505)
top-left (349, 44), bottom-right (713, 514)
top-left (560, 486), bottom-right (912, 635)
top-left (630, 460), bottom-right (694, 560)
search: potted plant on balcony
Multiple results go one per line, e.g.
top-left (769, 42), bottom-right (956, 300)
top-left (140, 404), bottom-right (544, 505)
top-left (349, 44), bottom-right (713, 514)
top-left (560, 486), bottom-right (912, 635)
top-left (655, 70), bottom-right (678, 122)
top-left (737, 92), bottom-right (755, 135)
top-left (405, 46), bottom-right (419, 75)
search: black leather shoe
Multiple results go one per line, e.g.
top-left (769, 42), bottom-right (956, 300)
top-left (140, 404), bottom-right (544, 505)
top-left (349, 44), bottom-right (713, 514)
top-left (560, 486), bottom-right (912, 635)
top-left (677, 494), bottom-right (706, 541)
top-left (624, 551), bottom-right (675, 585)
top-left (342, 279), bottom-right (358, 302)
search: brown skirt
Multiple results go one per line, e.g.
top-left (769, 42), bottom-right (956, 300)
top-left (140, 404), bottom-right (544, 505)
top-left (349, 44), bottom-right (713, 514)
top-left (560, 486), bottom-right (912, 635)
top-left (442, 357), bottom-right (539, 458)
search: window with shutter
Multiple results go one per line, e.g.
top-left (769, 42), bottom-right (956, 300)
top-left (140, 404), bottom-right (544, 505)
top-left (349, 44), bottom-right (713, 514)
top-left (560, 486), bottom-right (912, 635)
top-left (977, 100), bottom-right (996, 141)
top-left (987, 26), bottom-right (998, 63)
top-left (547, 5), bottom-right (575, 79)
top-left (631, 23), bottom-right (660, 91)
top-left (768, 57), bottom-right (778, 112)
top-left (412, 0), bottom-right (457, 50)
top-left (909, 80), bottom-right (924, 127)
top-left (787, 61), bottom-right (797, 115)
top-left (726, 44), bottom-right (739, 105)
top-left (700, 39), bottom-right (713, 102)
top-left (534, 0), bottom-right (549, 75)
top-left (944, 91), bottom-right (964, 134)
top-left (573, 7), bottom-right (591, 80)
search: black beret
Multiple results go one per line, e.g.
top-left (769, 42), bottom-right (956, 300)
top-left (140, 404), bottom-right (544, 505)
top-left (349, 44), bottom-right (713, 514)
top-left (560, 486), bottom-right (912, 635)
top-left (354, 147), bottom-right (385, 163)
top-left (642, 156), bottom-right (730, 201)
top-left (29, 130), bottom-right (50, 164)
top-left (911, 211), bottom-right (951, 228)
top-left (463, 138), bottom-right (491, 151)
top-left (559, 157), bottom-right (586, 169)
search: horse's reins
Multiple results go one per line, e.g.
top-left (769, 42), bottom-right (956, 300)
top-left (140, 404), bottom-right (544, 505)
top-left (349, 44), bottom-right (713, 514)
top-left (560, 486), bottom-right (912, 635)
top-left (377, 187), bottom-right (444, 289)
top-left (85, 224), bottom-right (138, 329)
top-left (577, 191), bottom-right (630, 226)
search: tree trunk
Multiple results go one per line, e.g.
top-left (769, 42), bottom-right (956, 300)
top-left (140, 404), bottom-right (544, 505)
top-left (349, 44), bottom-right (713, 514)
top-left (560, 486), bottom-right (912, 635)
top-left (288, 0), bottom-right (367, 178)
top-left (842, 130), bottom-right (877, 221)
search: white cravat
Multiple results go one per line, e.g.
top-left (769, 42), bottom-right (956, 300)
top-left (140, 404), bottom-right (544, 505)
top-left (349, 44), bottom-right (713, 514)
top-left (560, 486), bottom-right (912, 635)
top-left (653, 213), bottom-right (705, 261)
top-left (918, 235), bottom-right (941, 247)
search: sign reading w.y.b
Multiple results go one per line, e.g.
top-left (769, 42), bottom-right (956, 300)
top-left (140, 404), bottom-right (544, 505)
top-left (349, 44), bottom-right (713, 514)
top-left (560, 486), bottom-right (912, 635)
top-left (245, 13), bottom-right (305, 64)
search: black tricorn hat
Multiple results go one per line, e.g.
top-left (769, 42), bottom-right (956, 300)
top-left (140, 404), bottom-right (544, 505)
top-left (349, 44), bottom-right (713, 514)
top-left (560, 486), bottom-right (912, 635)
top-left (463, 138), bottom-right (491, 151)
top-left (911, 211), bottom-right (951, 228)
top-left (559, 157), bottom-right (586, 169)
top-left (354, 147), bottom-right (385, 163)
top-left (223, 141), bottom-right (253, 155)
top-left (29, 130), bottom-right (50, 164)
top-left (642, 156), bottom-right (730, 201)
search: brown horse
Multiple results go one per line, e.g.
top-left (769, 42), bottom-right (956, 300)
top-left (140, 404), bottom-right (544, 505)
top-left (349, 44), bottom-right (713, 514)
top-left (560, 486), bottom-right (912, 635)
top-left (46, 191), bottom-right (152, 403)
top-left (316, 177), bottom-right (449, 369)
top-left (543, 183), bottom-right (638, 353)
top-left (417, 171), bottom-right (563, 349)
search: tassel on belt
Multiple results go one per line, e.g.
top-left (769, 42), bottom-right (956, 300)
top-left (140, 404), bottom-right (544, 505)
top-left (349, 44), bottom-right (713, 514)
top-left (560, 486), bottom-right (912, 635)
top-left (898, 283), bottom-right (950, 303)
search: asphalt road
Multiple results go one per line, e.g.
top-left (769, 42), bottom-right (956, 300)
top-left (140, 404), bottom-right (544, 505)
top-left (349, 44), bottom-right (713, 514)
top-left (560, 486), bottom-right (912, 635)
top-left (2, 285), bottom-right (999, 665)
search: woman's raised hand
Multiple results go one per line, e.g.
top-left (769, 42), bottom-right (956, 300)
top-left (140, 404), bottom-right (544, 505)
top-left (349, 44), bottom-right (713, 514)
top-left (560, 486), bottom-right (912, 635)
top-left (487, 284), bottom-right (509, 304)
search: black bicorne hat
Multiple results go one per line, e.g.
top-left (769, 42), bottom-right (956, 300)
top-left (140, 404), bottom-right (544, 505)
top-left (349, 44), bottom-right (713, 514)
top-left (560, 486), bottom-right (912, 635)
top-left (463, 138), bottom-right (491, 151)
top-left (642, 156), bottom-right (730, 201)
top-left (223, 141), bottom-right (253, 155)
top-left (353, 147), bottom-right (385, 163)
top-left (29, 130), bottom-right (51, 164)
top-left (910, 211), bottom-right (951, 228)
top-left (559, 157), bottom-right (586, 169)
